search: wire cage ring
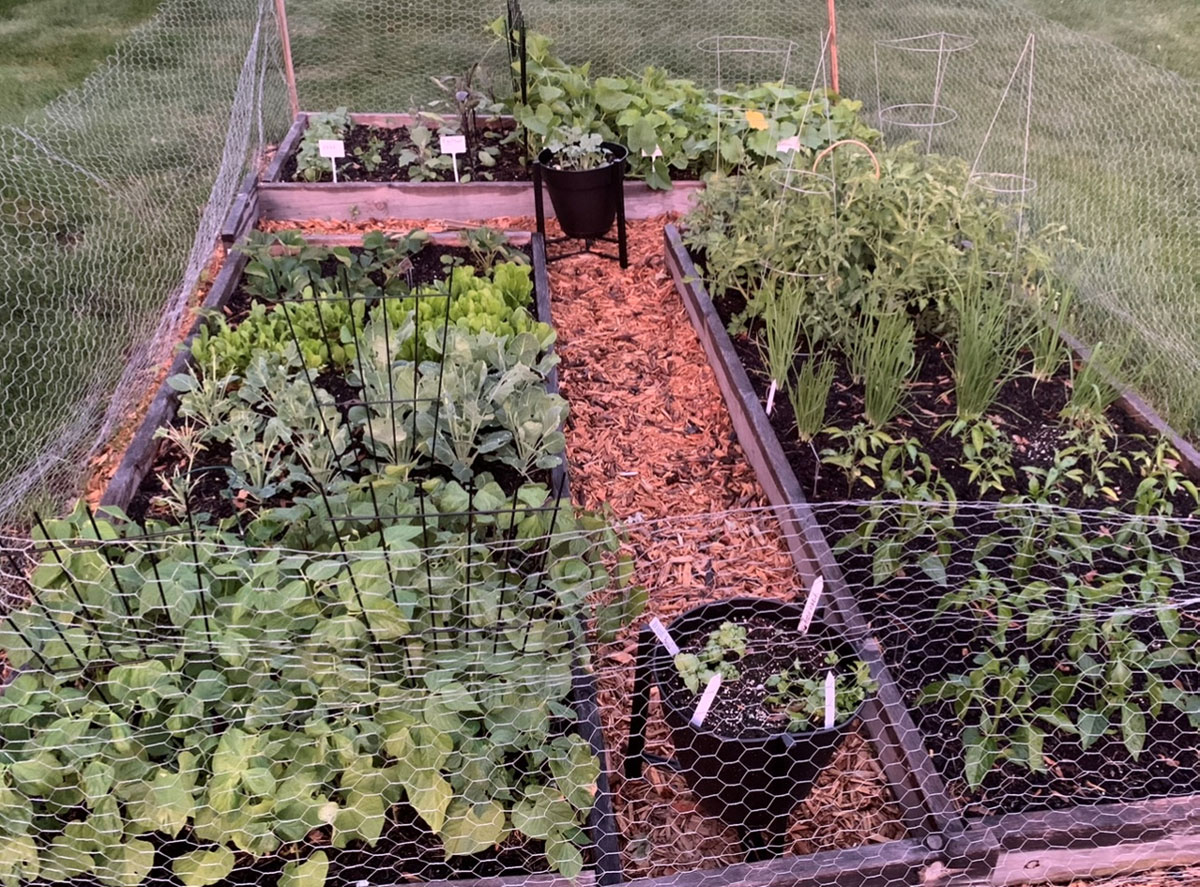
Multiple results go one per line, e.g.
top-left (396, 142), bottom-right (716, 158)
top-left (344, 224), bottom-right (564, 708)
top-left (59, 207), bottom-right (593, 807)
top-left (877, 102), bottom-right (959, 130)
top-left (968, 171), bottom-right (1038, 196)
top-left (770, 166), bottom-right (836, 198)
top-left (873, 31), bottom-right (978, 54)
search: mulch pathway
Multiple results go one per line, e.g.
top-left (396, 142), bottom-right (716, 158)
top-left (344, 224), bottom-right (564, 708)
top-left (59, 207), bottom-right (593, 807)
top-left (543, 216), bottom-right (906, 877)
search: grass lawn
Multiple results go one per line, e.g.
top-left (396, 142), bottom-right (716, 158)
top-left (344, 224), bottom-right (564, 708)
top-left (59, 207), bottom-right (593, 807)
top-left (1019, 0), bottom-right (1199, 79)
top-left (0, 0), bottom-right (161, 126)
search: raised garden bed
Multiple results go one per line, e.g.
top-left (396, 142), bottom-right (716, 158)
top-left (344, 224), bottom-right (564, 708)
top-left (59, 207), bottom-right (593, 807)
top-left (663, 221), bottom-right (1200, 883)
top-left (104, 228), bottom-right (564, 522)
top-left (0, 222), bottom-right (638, 887)
top-left (258, 114), bottom-right (703, 224)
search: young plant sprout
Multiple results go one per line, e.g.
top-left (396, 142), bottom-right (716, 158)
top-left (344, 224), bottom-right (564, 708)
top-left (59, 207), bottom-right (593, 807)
top-left (765, 652), bottom-right (876, 733)
top-left (674, 620), bottom-right (748, 692)
top-left (543, 127), bottom-right (614, 171)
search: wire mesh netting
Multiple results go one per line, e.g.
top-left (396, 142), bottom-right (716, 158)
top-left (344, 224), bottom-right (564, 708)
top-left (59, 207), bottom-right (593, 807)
top-left (0, 0), bottom-right (292, 530)
top-left (2, 501), bottom-right (1198, 885)
top-left (0, 0), bottom-right (1198, 885)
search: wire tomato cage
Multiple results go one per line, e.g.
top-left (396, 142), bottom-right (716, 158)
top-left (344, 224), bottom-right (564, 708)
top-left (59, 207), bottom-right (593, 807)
top-left (872, 31), bottom-right (977, 152)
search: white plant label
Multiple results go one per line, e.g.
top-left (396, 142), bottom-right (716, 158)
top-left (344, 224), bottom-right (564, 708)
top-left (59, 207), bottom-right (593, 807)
top-left (641, 144), bottom-right (664, 160)
top-left (319, 139), bottom-right (345, 184)
top-left (799, 575), bottom-right (824, 634)
top-left (765, 379), bottom-right (778, 415)
top-left (777, 135), bottom-right (802, 153)
top-left (691, 672), bottom-right (722, 727)
top-left (824, 671), bottom-right (836, 729)
top-left (440, 134), bottom-right (467, 183)
top-left (649, 617), bottom-right (680, 656)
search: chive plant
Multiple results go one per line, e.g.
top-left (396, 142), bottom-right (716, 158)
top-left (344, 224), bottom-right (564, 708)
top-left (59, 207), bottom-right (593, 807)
top-left (856, 310), bottom-right (916, 429)
top-left (787, 356), bottom-right (836, 442)
top-left (949, 263), bottom-right (1026, 422)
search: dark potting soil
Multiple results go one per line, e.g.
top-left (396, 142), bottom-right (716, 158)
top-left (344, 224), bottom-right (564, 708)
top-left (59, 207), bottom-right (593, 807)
top-left (659, 618), bottom-right (845, 741)
top-left (697, 258), bottom-right (1200, 814)
top-left (280, 120), bottom-right (529, 184)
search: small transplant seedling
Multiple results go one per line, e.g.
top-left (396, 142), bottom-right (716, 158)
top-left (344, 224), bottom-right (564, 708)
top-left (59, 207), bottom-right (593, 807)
top-left (765, 651), bottom-right (876, 733)
top-left (674, 620), bottom-right (747, 692)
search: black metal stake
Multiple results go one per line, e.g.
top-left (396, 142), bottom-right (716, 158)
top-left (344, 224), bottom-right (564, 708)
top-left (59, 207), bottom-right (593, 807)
top-left (84, 507), bottom-right (134, 619)
top-left (32, 513), bottom-right (115, 660)
top-left (181, 489), bottom-right (215, 647)
top-left (278, 296), bottom-right (386, 661)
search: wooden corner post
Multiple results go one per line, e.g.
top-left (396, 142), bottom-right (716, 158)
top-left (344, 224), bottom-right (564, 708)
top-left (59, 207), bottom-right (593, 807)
top-left (274, 0), bottom-right (300, 120)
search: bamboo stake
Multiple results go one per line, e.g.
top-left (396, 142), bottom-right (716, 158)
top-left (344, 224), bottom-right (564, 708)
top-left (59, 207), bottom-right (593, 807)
top-left (274, 0), bottom-right (300, 120)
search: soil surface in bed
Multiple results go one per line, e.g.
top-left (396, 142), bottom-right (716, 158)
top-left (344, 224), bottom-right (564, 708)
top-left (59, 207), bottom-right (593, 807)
top-left (127, 243), bottom-right (553, 525)
top-left (280, 120), bottom-right (529, 184)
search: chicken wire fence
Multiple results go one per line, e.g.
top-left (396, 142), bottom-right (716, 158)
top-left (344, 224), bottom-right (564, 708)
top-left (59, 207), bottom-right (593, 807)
top-left (0, 0), bottom-right (1197, 533)
top-left (0, 0), bottom-right (292, 531)
top-left (1, 501), bottom-right (1198, 886)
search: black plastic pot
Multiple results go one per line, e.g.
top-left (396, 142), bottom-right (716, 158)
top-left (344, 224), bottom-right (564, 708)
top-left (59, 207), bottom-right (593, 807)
top-left (636, 597), bottom-right (867, 854)
top-left (535, 142), bottom-right (628, 240)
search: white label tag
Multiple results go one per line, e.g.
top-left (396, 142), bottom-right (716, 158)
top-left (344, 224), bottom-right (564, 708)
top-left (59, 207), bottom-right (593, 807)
top-left (824, 671), bottom-right (836, 729)
top-left (765, 379), bottom-right (778, 415)
top-left (777, 135), bottom-right (802, 154)
top-left (440, 134), bottom-right (467, 155)
top-left (649, 617), bottom-right (680, 656)
top-left (318, 139), bottom-right (345, 159)
top-left (691, 672), bottom-right (722, 727)
top-left (799, 575), bottom-right (823, 634)
top-left (641, 144), bottom-right (664, 160)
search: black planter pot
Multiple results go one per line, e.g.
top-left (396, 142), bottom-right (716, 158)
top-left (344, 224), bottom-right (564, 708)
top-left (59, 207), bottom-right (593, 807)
top-left (535, 142), bottom-right (628, 240)
top-left (639, 597), bottom-right (867, 854)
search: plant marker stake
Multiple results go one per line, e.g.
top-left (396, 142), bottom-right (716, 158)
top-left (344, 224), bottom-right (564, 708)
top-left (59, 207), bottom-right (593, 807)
top-left (84, 506), bottom-right (133, 619)
top-left (690, 672), bottom-right (722, 727)
top-left (824, 671), bottom-right (836, 729)
top-left (319, 138), bottom-right (344, 183)
top-left (648, 617), bottom-right (680, 656)
top-left (181, 488), bottom-right (215, 648)
top-left (777, 135), bottom-right (802, 154)
top-left (799, 575), bottom-right (823, 635)
top-left (766, 379), bottom-right (778, 415)
top-left (440, 134), bottom-right (467, 183)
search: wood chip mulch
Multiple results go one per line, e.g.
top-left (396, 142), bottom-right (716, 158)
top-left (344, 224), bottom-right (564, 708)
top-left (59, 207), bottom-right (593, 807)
top-left (544, 216), bottom-right (906, 877)
top-left (82, 242), bottom-right (229, 509)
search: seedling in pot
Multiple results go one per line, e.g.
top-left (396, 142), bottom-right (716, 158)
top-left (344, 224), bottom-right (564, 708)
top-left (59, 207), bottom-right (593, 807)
top-left (674, 620), bottom-right (747, 692)
top-left (543, 127), bottom-right (614, 171)
top-left (765, 651), bottom-right (875, 733)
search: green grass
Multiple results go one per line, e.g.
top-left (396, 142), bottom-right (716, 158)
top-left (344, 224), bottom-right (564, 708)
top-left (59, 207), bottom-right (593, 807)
top-left (0, 0), bottom-right (161, 126)
top-left (1018, 0), bottom-right (1199, 80)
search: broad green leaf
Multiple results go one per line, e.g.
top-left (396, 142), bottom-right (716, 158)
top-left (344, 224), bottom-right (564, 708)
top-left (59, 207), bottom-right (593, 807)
top-left (1121, 704), bottom-right (1147, 757)
top-left (279, 852), bottom-right (328, 887)
top-left (95, 839), bottom-right (154, 887)
top-left (333, 793), bottom-right (386, 849)
top-left (405, 770), bottom-right (453, 835)
top-left (546, 830), bottom-right (584, 878)
top-left (548, 735), bottom-right (600, 812)
top-left (0, 834), bottom-right (39, 887)
top-left (918, 553), bottom-right (948, 587)
top-left (42, 834), bottom-right (94, 883)
top-left (512, 784), bottom-right (572, 840)
top-left (441, 800), bottom-right (506, 857)
top-left (172, 847), bottom-right (235, 887)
